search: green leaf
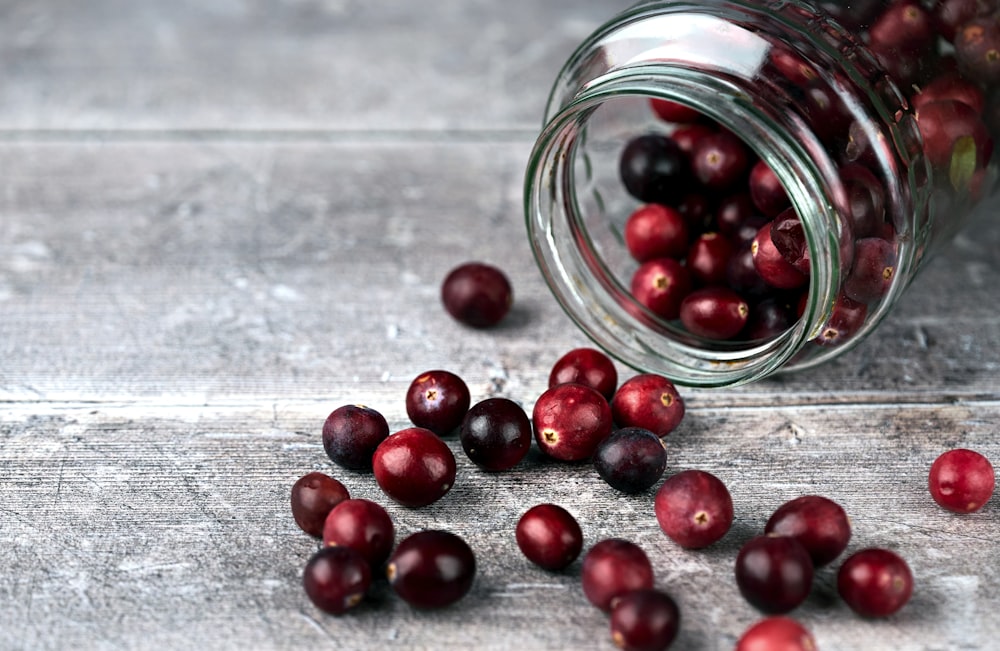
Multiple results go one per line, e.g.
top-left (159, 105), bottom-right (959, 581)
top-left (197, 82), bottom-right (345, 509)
top-left (949, 135), bottom-right (977, 193)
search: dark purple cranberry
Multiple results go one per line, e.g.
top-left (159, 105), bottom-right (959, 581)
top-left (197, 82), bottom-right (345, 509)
top-left (916, 99), bottom-right (993, 173)
top-left (687, 232), bottom-right (735, 286)
top-left (593, 427), bottom-right (667, 494)
top-left (676, 192), bottom-right (714, 232)
top-left (933, 0), bottom-right (991, 42)
top-left (630, 258), bottom-right (692, 321)
top-left (749, 160), bottom-right (790, 217)
top-left (817, 0), bottom-right (883, 30)
top-left (649, 98), bottom-right (701, 123)
top-left (837, 548), bottom-right (913, 617)
top-left (654, 469), bottom-right (733, 549)
top-left (619, 134), bottom-right (691, 204)
top-left (441, 262), bottom-right (513, 328)
top-left (843, 237), bottom-right (896, 303)
top-left (691, 131), bottom-right (751, 190)
top-left (769, 209), bottom-right (811, 276)
top-left (372, 427), bottom-right (456, 507)
top-left (610, 373), bottom-right (685, 438)
top-left (714, 192), bottom-right (756, 240)
top-left (291, 472), bottom-right (350, 538)
top-left (302, 546), bottom-right (371, 615)
top-left (726, 246), bottom-right (770, 298)
top-left (624, 204), bottom-right (690, 262)
top-left (610, 589), bottom-right (681, 651)
top-left (322, 404), bottom-right (389, 472)
top-left (515, 503), bottom-right (584, 571)
top-left (840, 163), bottom-right (885, 240)
top-left (549, 347), bottom-right (618, 400)
top-left (387, 530), bottom-right (476, 609)
top-left (405, 369), bottom-right (471, 436)
top-left (735, 535), bottom-right (814, 614)
top-left (765, 495), bottom-right (851, 567)
top-left (581, 538), bottom-right (655, 611)
top-left (735, 616), bottom-right (817, 651)
top-left (869, 0), bottom-right (936, 56)
top-left (732, 213), bottom-right (772, 249)
top-left (459, 397), bottom-right (532, 471)
top-left (816, 294), bottom-right (867, 347)
top-left (679, 287), bottom-right (750, 340)
top-left (741, 295), bottom-right (798, 341)
top-left (532, 383), bottom-right (613, 462)
top-left (322, 498), bottom-right (395, 568)
top-left (913, 72), bottom-right (986, 114)
top-left (801, 81), bottom-right (853, 144)
top-left (751, 221), bottom-right (808, 290)
top-left (954, 18), bottom-right (1000, 84)
top-left (928, 448), bottom-right (995, 513)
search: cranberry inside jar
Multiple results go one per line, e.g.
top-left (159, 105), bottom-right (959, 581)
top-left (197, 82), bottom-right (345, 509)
top-left (525, 0), bottom-right (998, 387)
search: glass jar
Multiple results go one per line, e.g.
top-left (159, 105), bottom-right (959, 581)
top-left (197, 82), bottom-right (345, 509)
top-left (525, 0), bottom-right (998, 387)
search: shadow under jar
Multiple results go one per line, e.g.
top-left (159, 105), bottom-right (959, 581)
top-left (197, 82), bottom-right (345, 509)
top-left (525, 0), bottom-right (998, 387)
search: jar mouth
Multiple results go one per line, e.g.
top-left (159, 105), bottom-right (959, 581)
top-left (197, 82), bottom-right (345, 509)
top-left (525, 66), bottom-right (852, 387)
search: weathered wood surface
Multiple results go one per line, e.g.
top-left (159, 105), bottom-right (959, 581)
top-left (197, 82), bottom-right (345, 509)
top-left (1, 2), bottom-right (999, 650)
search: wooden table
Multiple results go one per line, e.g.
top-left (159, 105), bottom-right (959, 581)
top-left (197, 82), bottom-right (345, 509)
top-left (2, 2), bottom-right (998, 649)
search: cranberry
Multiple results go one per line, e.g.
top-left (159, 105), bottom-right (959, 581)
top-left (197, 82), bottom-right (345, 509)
top-left (532, 383), bottom-right (613, 462)
top-left (933, 0), bottom-right (991, 42)
top-left (441, 261), bottom-right (513, 328)
top-left (405, 369), bottom-right (470, 436)
top-left (302, 546), bottom-right (371, 615)
top-left (624, 204), bottom-right (690, 262)
top-left (765, 495), bottom-right (851, 567)
top-left (679, 287), bottom-right (750, 340)
top-left (372, 427), bottom-right (456, 507)
top-left (954, 18), bottom-right (1000, 84)
top-left (714, 192), bottom-right (756, 240)
top-left (610, 589), bottom-right (681, 651)
top-left (387, 530), bottom-right (476, 609)
top-left (676, 192), bottom-right (714, 232)
top-left (726, 246), bottom-right (770, 299)
top-left (290, 472), bottom-right (350, 538)
top-left (654, 469), bottom-right (733, 549)
top-left (749, 160), bottom-right (790, 217)
top-left (844, 237), bottom-right (896, 303)
top-left (630, 258), bottom-right (692, 321)
top-left (913, 72), bottom-right (986, 114)
top-left (593, 427), bottom-right (667, 494)
top-left (581, 538), bottom-right (655, 611)
top-left (610, 373), bottom-right (685, 438)
top-left (801, 81), bottom-right (853, 145)
top-left (322, 404), bottom-right (389, 472)
top-left (815, 294), bottom-right (867, 347)
top-left (691, 130), bottom-right (751, 189)
top-left (742, 295), bottom-right (799, 341)
top-left (549, 347), bottom-right (618, 400)
top-left (928, 448), bottom-right (996, 513)
top-left (735, 535), bottom-right (814, 614)
top-left (322, 498), bottom-right (395, 568)
top-left (459, 397), bottom-right (532, 471)
top-left (868, 0), bottom-right (936, 56)
top-left (751, 221), bottom-right (808, 289)
top-left (840, 163), bottom-right (885, 240)
top-left (687, 232), bottom-right (735, 286)
top-left (670, 123), bottom-right (715, 158)
top-left (619, 134), bottom-right (691, 204)
top-left (768, 46), bottom-right (819, 86)
top-left (915, 99), bottom-right (993, 173)
top-left (769, 209), bottom-right (811, 276)
top-left (817, 0), bottom-right (882, 31)
top-left (515, 503), bottom-right (584, 571)
top-left (735, 616), bottom-right (817, 651)
top-left (650, 98), bottom-right (701, 123)
top-left (837, 548), bottom-right (914, 617)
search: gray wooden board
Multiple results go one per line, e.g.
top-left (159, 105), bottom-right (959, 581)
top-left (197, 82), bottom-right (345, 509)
top-left (2, 1), bottom-right (1000, 649)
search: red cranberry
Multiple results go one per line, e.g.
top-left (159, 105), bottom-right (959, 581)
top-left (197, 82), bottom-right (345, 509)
top-left (915, 99), bottom-right (993, 173)
top-left (549, 347), bottom-right (618, 400)
top-left (913, 72), bottom-right (986, 114)
top-left (441, 262), bottom-right (513, 328)
top-left (322, 404), bottom-right (389, 472)
top-left (459, 397), bottom-right (532, 472)
top-left (749, 160), bottom-right (790, 217)
top-left (687, 232), bottom-right (735, 286)
top-left (581, 538), bottom-right (655, 611)
top-left (765, 495), bottom-right (851, 567)
top-left (610, 589), bottom-right (681, 651)
top-left (624, 204), bottom-right (690, 262)
top-left (670, 123), bottom-right (715, 158)
top-left (769, 209), bottom-right (812, 276)
top-left (654, 469), bottom-right (733, 549)
top-left (630, 258), bottom-right (692, 321)
top-left (387, 530), bottom-right (476, 609)
top-left (532, 383), bottom-right (613, 462)
top-left (691, 130), bottom-right (751, 190)
top-left (735, 616), bottom-right (817, 651)
top-left (928, 448), bottom-right (995, 513)
top-left (844, 237), bottom-right (896, 303)
top-left (837, 548), bottom-right (914, 617)
top-left (302, 546), bottom-right (371, 615)
top-left (751, 220), bottom-right (808, 289)
top-left (679, 287), bottom-right (750, 340)
top-left (954, 18), bottom-right (1000, 84)
top-left (594, 427), bottom-right (667, 494)
top-left (372, 427), bottom-right (456, 507)
top-left (650, 98), bottom-right (701, 123)
top-left (619, 134), bottom-right (691, 204)
top-left (322, 498), bottom-right (395, 568)
top-left (933, 0), bottom-right (992, 42)
top-left (801, 81), bottom-right (853, 145)
top-left (290, 472), bottom-right (350, 538)
top-left (840, 163), bottom-right (885, 240)
top-left (515, 503), bottom-right (584, 571)
top-left (816, 294), bottom-right (867, 347)
top-left (868, 0), bottom-right (936, 56)
top-left (768, 46), bottom-right (819, 86)
top-left (405, 369), bottom-right (470, 436)
top-left (610, 373), bottom-right (685, 438)
top-left (735, 535), bottom-right (814, 614)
